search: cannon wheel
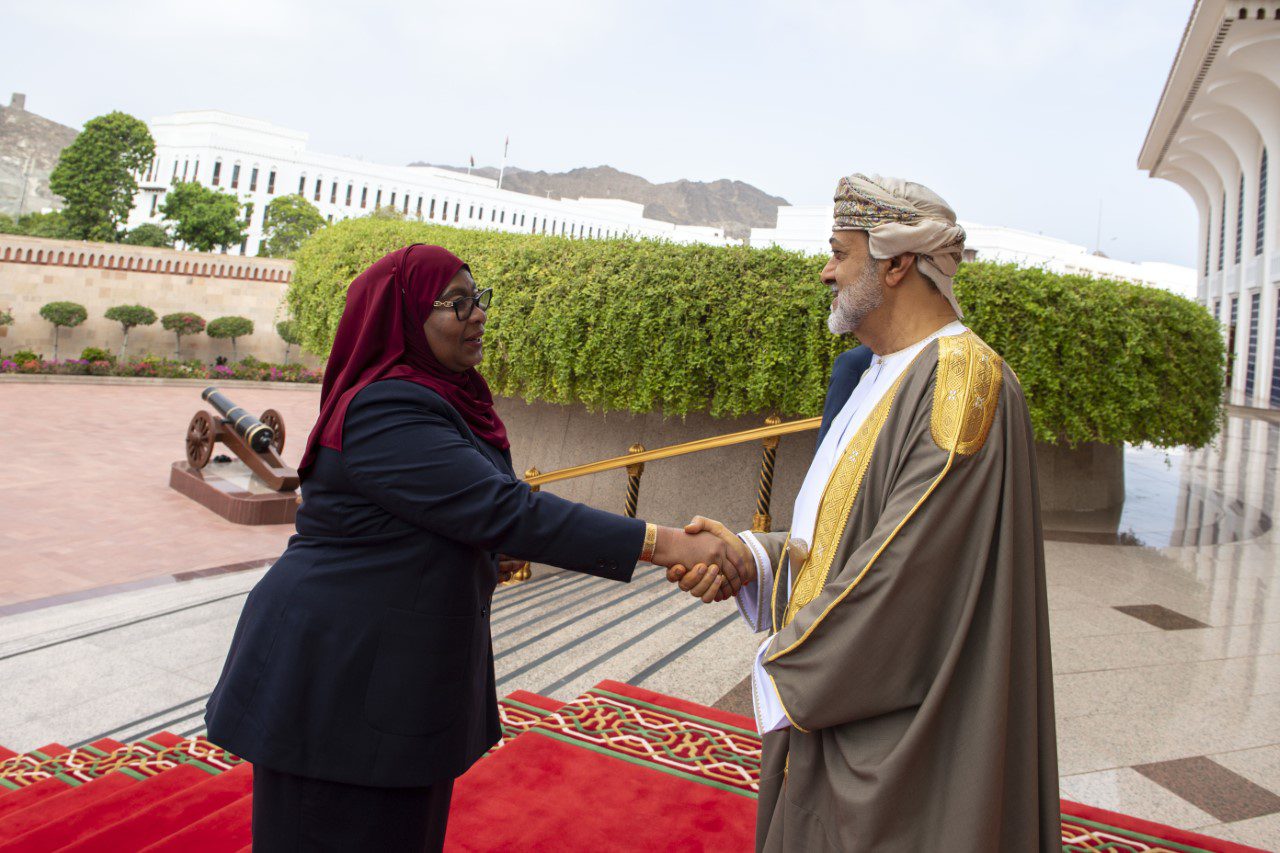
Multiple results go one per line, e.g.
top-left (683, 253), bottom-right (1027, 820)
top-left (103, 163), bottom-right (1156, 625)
top-left (186, 411), bottom-right (217, 469)
top-left (260, 408), bottom-right (285, 453)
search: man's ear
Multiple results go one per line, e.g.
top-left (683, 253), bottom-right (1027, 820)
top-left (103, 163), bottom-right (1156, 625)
top-left (884, 253), bottom-right (917, 288)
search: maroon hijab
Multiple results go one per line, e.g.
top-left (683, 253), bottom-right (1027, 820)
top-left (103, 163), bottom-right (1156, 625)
top-left (298, 244), bottom-right (509, 475)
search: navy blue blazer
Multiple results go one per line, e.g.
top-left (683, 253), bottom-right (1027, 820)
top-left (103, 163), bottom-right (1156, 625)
top-left (816, 345), bottom-right (874, 446)
top-left (205, 379), bottom-right (645, 788)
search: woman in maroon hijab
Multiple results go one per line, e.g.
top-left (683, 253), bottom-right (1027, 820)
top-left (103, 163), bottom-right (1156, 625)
top-left (205, 245), bottom-right (743, 851)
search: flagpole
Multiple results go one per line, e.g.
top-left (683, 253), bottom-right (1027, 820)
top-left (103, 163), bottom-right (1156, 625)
top-left (498, 136), bottom-right (509, 190)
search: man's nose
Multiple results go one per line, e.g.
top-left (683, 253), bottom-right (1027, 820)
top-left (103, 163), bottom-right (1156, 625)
top-left (820, 260), bottom-right (837, 283)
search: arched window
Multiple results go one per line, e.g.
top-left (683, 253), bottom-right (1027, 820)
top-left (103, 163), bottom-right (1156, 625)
top-left (36, 250), bottom-right (44, 263)
top-left (314, 177), bottom-right (323, 202)
top-left (375, 189), bottom-right (383, 208)
top-left (416, 196), bottom-right (423, 216)
top-left (78, 253), bottom-right (85, 265)
top-left (430, 198), bottom-right (437, 219)
top-left (331, 181), bottom-right (338, 204)
top-left (500, 211), bottom-right (505, 224)
top-left (361, 186), bottom-right (369, 208)
top-left (182, 159), bottom-right (190, 181)
top-left (530, 217), bottom-right (537, 233)
top-left (192, 159), bottom-right (199, 181)
top-left (469, 205), bottom-right (475, 219)
top-left (390, 191), bottom-right (397, 209)
top-left (442, 201), bottom-right (449, 220)
top-left (267, 169), bottom-right (277, 194)
top-left (1218, 191), bottom-right (1226, 271)
top-left (490, 208), bottom-right (496, 223)
top-left (150, 194), bottom-right (158, 216)
top-left (346, 183), bottom-right (354, 206)
top-left (479, 207), bottom-right (484, 221)
top-left (454, 204), bottom-right (459, 222)
top-left (1235, 173), bottom-right (1245, 264)
top-left (298, 173), bottom-right (307, 194)
top-left (231, 163), bottom-right (241, 189)
top-left (250, 166), bottom-right (259, 192)
top-left (402, 194), bottom-right (409, 214)
top-left (1257, 7), bottom-right (1266, 17)
top-left (172, 160), bottom-right (179, 181)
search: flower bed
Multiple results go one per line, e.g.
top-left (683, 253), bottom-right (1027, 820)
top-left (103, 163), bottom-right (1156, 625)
top-left (0, 354), bottom-right (322, 383)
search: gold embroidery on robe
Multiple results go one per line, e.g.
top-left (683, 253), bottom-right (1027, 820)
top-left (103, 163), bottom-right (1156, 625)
top-left (782, 370), bottom-right (909, 627)
top-left (931, 332), bottom-right (1003, 456)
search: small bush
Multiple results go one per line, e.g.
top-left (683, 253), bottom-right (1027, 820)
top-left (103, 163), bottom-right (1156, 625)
top-left (10, 349), bottom-right (40, 364)
top-left (79, 346), bottom-right (116, 364)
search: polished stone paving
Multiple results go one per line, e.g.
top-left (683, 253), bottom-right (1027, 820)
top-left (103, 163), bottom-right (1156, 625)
top-left (0, 402), bottom-right (1277, 848)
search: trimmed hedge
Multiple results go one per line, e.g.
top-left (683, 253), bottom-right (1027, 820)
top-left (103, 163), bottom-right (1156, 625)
top-left (289, 218), bottom-right (1224, 448)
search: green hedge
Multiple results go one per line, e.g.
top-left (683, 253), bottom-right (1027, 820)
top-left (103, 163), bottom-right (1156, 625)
top-left (289, 218), bottom-right (1223, 448)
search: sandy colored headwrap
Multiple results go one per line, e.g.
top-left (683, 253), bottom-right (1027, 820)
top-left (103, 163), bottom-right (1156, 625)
top-left (833, 173), bottom-right (967, 318)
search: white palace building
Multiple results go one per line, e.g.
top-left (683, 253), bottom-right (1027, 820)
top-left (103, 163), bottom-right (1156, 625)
top-left (124, 110), bottom-right (730, 254)
top-left (1139, 0), bottom-right (1280, 409)
top-left (750, 207), bottom-right (1197, 299)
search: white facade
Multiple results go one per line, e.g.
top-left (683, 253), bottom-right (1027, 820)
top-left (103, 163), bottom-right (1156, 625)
top-left (750, 206), bottom-right (1197, 299)
top-left (125, 110), bottom-right (730, 256)
top-left (1138, 0), bottom-right (1280, 409)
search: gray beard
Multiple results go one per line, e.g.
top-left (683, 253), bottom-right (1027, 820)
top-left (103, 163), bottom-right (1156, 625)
top-left (827, 260), bottom-right (883, 335)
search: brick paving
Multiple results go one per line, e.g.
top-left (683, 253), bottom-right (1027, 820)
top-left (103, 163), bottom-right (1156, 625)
top-left (0, 381), bottom-right (321, 607)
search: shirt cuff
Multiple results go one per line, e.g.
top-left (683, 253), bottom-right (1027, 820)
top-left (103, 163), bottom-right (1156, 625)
top-left (751, 635), bottom-right (791, 734)
top-left (734, 531), bottom-right (772, 633)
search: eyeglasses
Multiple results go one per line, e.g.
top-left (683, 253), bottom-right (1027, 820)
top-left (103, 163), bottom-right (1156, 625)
top-left (433, 288), bottom-right (492, 321)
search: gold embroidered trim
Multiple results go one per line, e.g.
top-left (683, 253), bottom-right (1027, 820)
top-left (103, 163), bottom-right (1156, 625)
top-left (767, 336), bottom-right (977, 664)
top-left (769, 533), bottom-right (791, 634)
top-left (931, 332), bottom-right (1003, 456)
top-left (766, 669), bottom-right (810, 733)
top-left (782, 369), bottom-right (909, 628)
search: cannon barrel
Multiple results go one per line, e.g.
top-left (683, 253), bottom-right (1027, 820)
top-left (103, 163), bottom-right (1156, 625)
top-left (202, 386), bottom-right (275, 453)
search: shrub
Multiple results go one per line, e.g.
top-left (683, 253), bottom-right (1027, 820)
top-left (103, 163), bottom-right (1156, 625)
top-left (104, 304), bottom-right (158, 359)
top-left (79, 346), bottom-right (116, 364)
top-left (160, 312), bottom-right (206, 358)
top-left (276, 319), bottom-right (302, 363)
top-left (290, 219), bottom-right (1225, 449)
top-left (206, 315), bottom-right (254, 360)
top-left (10, 349), bottom-right (40, 364)
top-left (122, 223), bottom-right (173, 247)
top-left (39, 301), bottom-right (88, 361)
top-left (0, 308), bottom-right (13, 327)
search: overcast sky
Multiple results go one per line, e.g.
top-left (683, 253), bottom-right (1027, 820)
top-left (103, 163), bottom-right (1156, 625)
top-left (5, 0), bottom-right (1196, 265)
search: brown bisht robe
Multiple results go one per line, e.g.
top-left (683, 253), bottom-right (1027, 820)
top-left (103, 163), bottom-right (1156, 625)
top-left (746, 330), bottom-right (1058, 852)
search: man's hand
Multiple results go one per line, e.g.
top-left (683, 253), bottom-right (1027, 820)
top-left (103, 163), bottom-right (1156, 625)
top-left (666, 516), bottom-right (758, 603)
top-left (650, 526), bottom-right (747, 594)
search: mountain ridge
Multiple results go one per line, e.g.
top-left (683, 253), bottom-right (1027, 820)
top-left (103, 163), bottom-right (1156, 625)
top-left (409, 162), bottom-right (787, 240)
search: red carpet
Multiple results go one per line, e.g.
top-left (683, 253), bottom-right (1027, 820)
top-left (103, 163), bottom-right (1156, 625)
top-left (0, 688), bottom-right (1269, 851)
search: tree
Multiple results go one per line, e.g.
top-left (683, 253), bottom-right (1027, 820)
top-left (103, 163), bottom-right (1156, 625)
top-left (16, 211), bottom-right (73, 239)
top-left (366, 205), bottom-right (405, 221)
top-left (0, 214), bottom-right (17, 234)
top-left (260, 194), bottom-right (326, 258)
top-left (207, 315), bottom-right (254, 360)
top-left (39, 301), bottom-right (88, 360)
top-left (122, 223), bottom-right (173, 247)
top-left (276, 319), bottom-right (302, 364)
top-left (160, 181), bottom-right (245, 252)
top-left (48, 111), bottom-right (155, 242)
top-left (104, 304), bottom-right (157, 358)
top-left (161, 312), bottom-right (206, 358)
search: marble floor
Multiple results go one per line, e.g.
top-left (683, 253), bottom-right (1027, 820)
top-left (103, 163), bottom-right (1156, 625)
top-left (0, 393), bottom-right (1277, 848)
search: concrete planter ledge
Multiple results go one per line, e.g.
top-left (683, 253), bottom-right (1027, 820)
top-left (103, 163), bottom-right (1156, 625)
top-left (0, 374), bottom-right (322, 392)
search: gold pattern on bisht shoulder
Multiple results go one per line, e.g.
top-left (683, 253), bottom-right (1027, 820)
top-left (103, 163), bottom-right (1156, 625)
top-left (783, 370), bottom-right (909, 628)
top-left (931, 332), bottom-right (1003, 456)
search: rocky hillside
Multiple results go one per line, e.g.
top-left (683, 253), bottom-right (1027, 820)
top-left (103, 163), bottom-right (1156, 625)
top-left (0, 94), bottom-right (77, 218)
top-left (413, 163), bottom-right (787, 240)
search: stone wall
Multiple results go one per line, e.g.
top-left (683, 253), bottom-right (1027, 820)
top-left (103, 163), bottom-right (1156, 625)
top-left (0, 234), bottom-right (309, 364)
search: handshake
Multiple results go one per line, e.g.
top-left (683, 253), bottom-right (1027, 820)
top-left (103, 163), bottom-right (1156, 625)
top-left (650, 516), bottom-right (756, 603)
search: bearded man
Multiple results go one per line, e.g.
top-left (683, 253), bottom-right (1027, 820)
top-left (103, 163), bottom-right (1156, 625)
top-left (671, 174), bottom-right (1059, 852)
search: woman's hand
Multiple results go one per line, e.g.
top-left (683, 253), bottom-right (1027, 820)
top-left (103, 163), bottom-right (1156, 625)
top-left (497, 555), bottom-right (525, 584)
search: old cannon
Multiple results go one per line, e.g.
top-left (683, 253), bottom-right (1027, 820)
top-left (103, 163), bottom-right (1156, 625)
top-left (184, 387), bottom-right (299, 491)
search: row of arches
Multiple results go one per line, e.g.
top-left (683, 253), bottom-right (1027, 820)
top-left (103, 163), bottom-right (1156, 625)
top-left (0, 244), bottom-right (291, 282)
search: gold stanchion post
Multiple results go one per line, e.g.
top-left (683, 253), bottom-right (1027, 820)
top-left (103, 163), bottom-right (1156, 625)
top-left (752, 416), bottom-right (782, 532)
top-left (625, 444), bottom-right (645, 518)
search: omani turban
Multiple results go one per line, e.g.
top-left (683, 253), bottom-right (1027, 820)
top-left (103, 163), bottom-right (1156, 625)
top-left (833, 173), bottom-right (967, 318)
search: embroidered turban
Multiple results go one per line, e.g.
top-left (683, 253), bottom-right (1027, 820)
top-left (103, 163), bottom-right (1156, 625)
top-left (833, 173), bottom-right (967, 318)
